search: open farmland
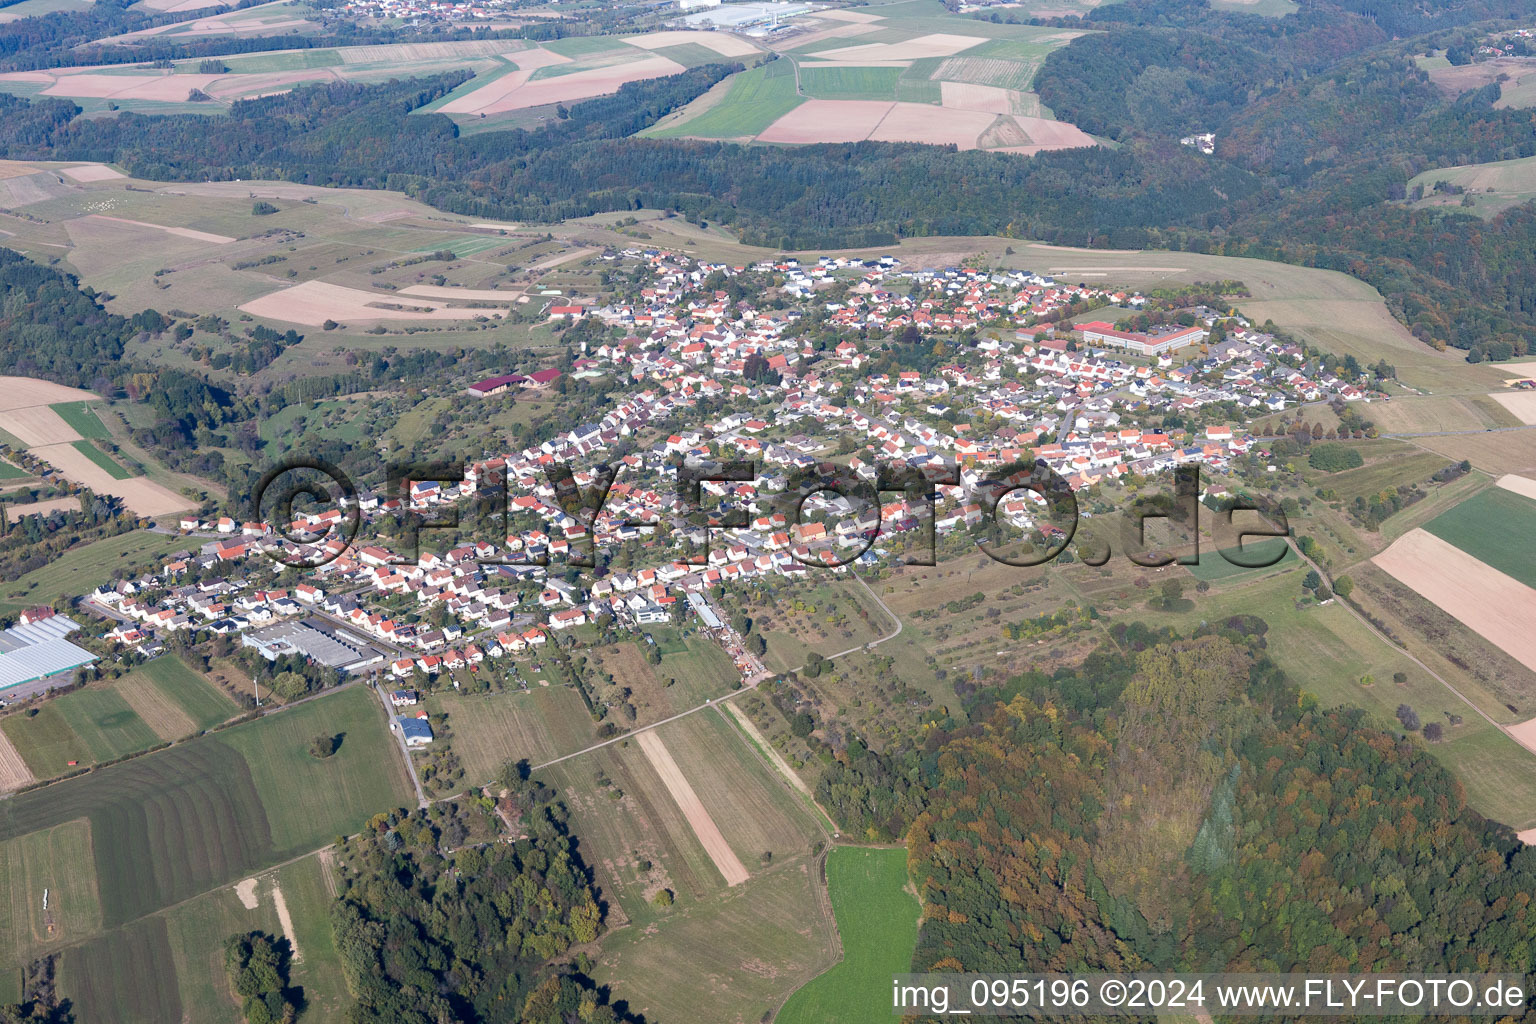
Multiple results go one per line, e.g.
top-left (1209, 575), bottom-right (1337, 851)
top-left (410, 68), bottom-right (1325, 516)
top-left (572, 714), bottom-right (833, 1024)
top-left (636, 729), bottom-right (750, 886)
top-left (0, 376), bottom-right (189, 515)
top-left (775, 847), bottom-right (919, 1024)
top-left (0, 172), bottom-right (605, 375)
top-left (48, 402), bottom-right (109, 439)
top-left (543, 709), bottom-right (822, 913)
top-left (1408, 153), bottom-right (1536, 217)
top-left (651, 7), bottom-right (1092, 152)
top-left (216, 686), bottom-right (413, 851)
top-left (1425, 56), bottom-right (1536, 109)
top-left (0, 819), bottom-right (103, 965)
top-left (28, 440), bottom-right (188, 515)
top-left (238, 279), bottom-right (515, 326)
top-left (0, 685), bottom-right (408, 946)
top-left (1, 687), bottom-right (162, 779)
top-left (1374, 529), bottom-right (1536, 674)
top-left (1423, 485), bottom-right (1536, 587)
top-left (60, 917), bottom-right (183, 1024)
top-left (116, 655), bottom-right (237, 740)
top-left (0, 531), bottom-right (191, 619)
top-left (592, 856), bottom-right (838, 1024)
top-left (0, 732), bottom-right (34, 791)
top-left (428, 683), bottom-right (596, 785)
top-left (70, 440), bottom-right (131, 480)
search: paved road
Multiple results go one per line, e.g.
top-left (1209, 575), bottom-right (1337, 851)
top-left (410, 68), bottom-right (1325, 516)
top-left (374, 680), bottom-right (429, 808)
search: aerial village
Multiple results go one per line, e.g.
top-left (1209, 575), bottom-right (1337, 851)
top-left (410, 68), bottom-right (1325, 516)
top-left (62, 248), bottom-right (1386, 727)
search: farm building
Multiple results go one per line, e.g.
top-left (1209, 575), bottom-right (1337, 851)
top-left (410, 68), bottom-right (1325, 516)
top-left (0, 614), bottom-right (97, 690)
top-left (395, 717), bottom-right (433, 747)
top-left (468, 373), bottom-right (527, 397)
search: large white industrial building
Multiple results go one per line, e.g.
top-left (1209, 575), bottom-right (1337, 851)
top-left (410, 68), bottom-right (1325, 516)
top-left (0, 612), bottom-right (97, 690)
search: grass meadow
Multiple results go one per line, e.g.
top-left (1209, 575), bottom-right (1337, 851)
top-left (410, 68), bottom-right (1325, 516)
top-left (0, 531), bottom-right (191, 618)
top-left (138, 654), bottom-right (239, 732)
top-left (646, 59), bottom-right (802, 139)
top-left (775, 846), bottom-right (919, 1024)
top-left (428, 683), bottom-right (596, 784)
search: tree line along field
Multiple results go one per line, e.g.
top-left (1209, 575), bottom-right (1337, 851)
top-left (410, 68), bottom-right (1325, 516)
top-left (0, 655), bottom-right (236, 782)
top-left (0, 685), bottom-right (412, 984)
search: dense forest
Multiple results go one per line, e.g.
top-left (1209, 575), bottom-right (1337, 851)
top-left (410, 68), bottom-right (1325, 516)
top-left (329, 790), bottom-right (635, 1024)
top-left (802, 623), bottom-right (1536, 982)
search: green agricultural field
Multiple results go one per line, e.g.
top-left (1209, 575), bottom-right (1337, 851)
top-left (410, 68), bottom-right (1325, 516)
top-left (0, 686), bottom-right (409, 941)
top-left (776, 846), bottom-right (920, 1024)
top-left (218, 686), bottom-right (414, 851)
top-left (70, 440), bottom-right (132, 480)
top-left (0, 531), bottom-right (192, 618)
top-left (0, 460), bottom-right (25, 480)
top-left (799, 65), bottom-right (904, 101)
top-left (218, 49), bottom-right (344, 73)
top-left (1209, 0), bottom-right (1297, 14)
top-left (646, 60), bottom-right (803, 139)
top-left (2, 705), bottom-right (93, 777)
top-left (657, 636), bottom-right (738, 705)
top-left (61, 916), bottom-right (183, 1024)
top-left (52, 688), bottom-right (161, 764)
top-left (0, 818), bottom-right (103, 965)
top-left (430, 683), bottom-right (596, 785)
top-left (1424, 486), bottom-right (1536, 587)
top-left (593, 856), bottom-right (839, 1024)
top-left (138, 655), bottom-right (238, 732)
top-left (1408, 154), bottom-right (1536, 218)
top-left (50, 402), bottom-right (109, 439)
top-left (3, 661), bottom-right (231, 779)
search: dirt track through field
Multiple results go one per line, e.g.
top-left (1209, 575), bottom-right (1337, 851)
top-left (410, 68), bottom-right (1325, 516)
top-left (0, 730), bottom-right (36, 791)
top-left (635, 730), bottom-right (750, 886)
top-left (1374, 528), bottom-right (1536, 670)
top-left (270, 881), bottom-right (301, 962)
